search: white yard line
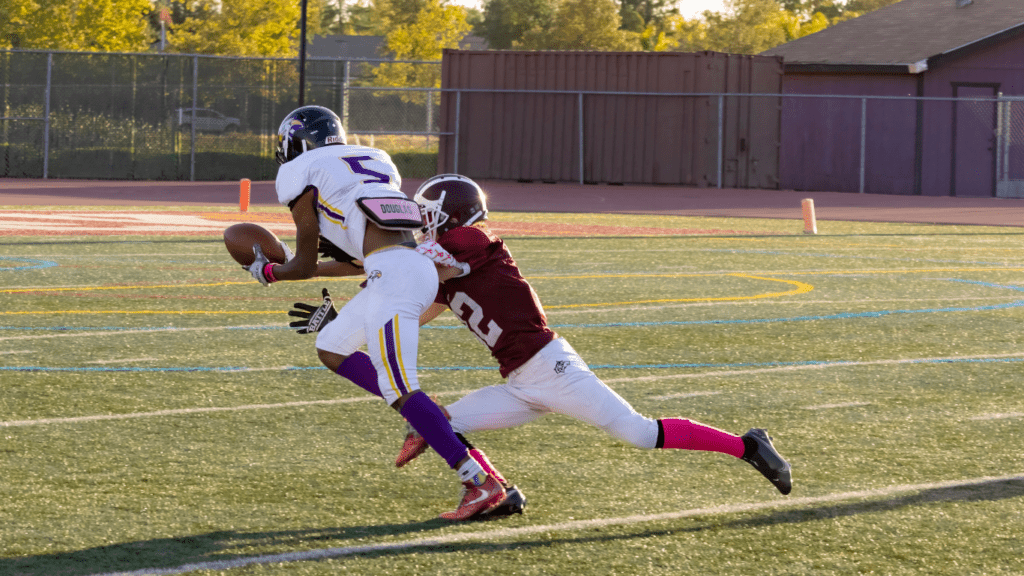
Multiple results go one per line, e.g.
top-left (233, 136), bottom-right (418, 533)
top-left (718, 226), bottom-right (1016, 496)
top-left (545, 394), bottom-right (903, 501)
top-left (0, 389), bottom-right (477, 428)
top-left (804, 402), bottom-right (872, 410)
top-left (649, 391), bottom-right (723, 401)
top-left (0, 325), bottom-right (271, 342)
top-left (969, 412), bottom-right (1024, 421)
top-left (601, 351), bottom-right (1024, 383)
top-left (94, 473), bottom-right (1024, 576)
top-left (85, 357), bottom-right (159, 365)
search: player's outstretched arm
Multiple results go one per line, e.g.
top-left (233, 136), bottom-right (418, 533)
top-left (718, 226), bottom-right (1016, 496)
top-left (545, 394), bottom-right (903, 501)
top-left (261, 188), bottom-right (320, 283)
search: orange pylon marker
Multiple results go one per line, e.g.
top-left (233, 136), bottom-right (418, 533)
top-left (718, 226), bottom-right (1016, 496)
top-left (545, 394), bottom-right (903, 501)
top-left (240, 178), bottom-right (251, 213)
top-left (802, 198), bottom-right (817, 234)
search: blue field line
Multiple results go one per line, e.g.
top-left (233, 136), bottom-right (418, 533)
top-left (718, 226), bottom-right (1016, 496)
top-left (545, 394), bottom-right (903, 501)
top-left (5, 356), bottom-right (1024, 374)
top-left (944, 279), bottom-right (1024, 291)
top-left (0, 257), bottom-right (59, 271)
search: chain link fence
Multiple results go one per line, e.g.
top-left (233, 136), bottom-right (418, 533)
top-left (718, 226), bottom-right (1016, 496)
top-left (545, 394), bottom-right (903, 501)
top-left (781, 92), bottom-right (1024, 197)
top-left (4, 48), bottom-right (1024, 196)
top-left (0, 49), bottom-right (442, 180)
top-left (997, 97), bottom-right (1024, 198)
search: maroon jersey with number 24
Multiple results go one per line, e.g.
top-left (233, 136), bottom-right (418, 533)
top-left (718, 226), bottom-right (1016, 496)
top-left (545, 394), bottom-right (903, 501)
top-left (435, 225), bottom-right (558, 377)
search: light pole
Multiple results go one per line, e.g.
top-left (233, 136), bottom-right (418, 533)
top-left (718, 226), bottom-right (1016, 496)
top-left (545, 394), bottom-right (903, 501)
top-left (299, 0), bottom-right (308, 106)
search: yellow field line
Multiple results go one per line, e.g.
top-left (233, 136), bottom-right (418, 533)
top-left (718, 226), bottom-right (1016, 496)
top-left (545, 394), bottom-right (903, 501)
top-left (0, 277), bottom-right (362, 294)
top-left (546, 274), bottom-right (814, 309)
top-left (0, 310), bottom-right (284, 315)
top-left (784, 267), bottom-right (1024, 275)
top-left (4, 266), bottom-right (1019, 315)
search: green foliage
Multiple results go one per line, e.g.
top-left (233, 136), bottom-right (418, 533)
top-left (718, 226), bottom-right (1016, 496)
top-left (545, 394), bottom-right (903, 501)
top-left (0, 0), bottom-right (152, 51)
top-left (672, 0), bottom-right (903, 55)
top-left (701, 0), bottom-right (788, 55)
top-left (620, 8), bottom-right (645, 33)
top-left (845, 0), bottom-right (901, 12)
top-left (169, 0), bottom-right (305, 57)
top-left (521, 0), bottom-right (640, 51)
top-left (619, 0), bottom-right (679, 30)
top-left (371, 0), bottom-right (469, 99)
top-left (476, 0), bottom-right (558, 50)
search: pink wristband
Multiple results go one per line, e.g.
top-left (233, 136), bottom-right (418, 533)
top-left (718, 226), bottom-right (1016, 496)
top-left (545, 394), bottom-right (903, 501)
top-left (263, 262), bottom-right (279, 283)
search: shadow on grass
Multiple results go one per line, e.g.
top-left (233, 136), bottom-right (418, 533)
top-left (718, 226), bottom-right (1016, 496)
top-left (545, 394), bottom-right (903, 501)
top-left (4, 478), bottom-right (1023, 576)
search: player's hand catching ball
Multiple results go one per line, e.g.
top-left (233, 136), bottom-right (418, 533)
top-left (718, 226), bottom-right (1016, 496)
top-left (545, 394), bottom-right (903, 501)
top-left (247, 244), bottom-right (277, 286)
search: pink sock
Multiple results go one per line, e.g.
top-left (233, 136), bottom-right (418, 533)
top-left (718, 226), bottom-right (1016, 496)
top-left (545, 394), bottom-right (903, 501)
top-left (659, 418), bottom-right (745, 459)
top-left (469, 448), bottom-right (507, 485)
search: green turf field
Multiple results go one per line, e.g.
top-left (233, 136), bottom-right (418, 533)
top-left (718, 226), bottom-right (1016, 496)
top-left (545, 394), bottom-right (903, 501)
top-left (1, 211), bottom-right (1022, 575)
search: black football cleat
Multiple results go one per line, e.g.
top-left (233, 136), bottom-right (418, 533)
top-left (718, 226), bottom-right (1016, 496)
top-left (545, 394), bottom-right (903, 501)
top-left (477, 485), bottom-right (527, 519)
top-left (741, 428), bottom-right (792, 495)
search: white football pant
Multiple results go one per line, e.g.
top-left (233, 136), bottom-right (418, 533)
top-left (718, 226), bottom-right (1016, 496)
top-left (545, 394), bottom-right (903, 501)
top-left (446, 338), bottom-right (661, 449)
top-left (316, 247), bottom-right (437, 406)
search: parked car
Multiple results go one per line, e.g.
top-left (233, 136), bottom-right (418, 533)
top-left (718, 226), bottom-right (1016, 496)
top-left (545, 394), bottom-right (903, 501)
top-left (174, 108), bottom-right (241, 133)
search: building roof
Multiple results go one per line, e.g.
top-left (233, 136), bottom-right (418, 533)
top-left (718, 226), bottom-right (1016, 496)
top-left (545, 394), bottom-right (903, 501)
top-left (761, 0), bottom-right (1024, 72)
top-left (309, 35), bottom-right (386, 60)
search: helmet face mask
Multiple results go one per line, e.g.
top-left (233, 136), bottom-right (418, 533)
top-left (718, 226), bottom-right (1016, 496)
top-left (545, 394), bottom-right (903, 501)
top-left (276, 105), bottom-right (346, 165)
top-left (413, 174), bottom-right (488, 242)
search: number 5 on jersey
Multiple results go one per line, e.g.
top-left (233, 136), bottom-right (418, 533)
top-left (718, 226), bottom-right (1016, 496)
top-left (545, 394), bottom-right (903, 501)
top-left (341, 156), bottom-right (391, 184)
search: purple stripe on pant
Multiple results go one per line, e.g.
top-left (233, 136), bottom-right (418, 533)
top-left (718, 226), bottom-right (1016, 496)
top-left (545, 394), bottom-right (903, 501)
top-left (383, 318), bottom-right (408, 396)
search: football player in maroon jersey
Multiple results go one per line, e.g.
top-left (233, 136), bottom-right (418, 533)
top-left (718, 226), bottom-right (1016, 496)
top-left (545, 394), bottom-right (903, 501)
top-left (397, 174), bottom-right (793, 496)
top-left (292, 174), bottom-right (793, 511)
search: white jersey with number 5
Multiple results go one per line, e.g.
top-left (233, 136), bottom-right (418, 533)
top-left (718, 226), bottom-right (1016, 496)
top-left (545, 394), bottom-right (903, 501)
top-left (275, 144), bottom-right (405, 261)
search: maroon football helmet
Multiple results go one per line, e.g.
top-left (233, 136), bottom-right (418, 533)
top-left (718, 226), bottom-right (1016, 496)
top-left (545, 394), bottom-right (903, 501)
top-left (413, 174), bottom-right (489, 241)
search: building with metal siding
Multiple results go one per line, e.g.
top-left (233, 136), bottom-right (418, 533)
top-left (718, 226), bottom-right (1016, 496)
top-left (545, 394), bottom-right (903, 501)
top-left (762, 0), bottom-right (1024, 197)
top-left (437, 50), bottom-right (782, 188)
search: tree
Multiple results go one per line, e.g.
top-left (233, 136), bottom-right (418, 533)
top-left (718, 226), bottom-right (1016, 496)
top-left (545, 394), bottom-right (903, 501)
top-left (347, 2), bottom-right (379, 35)
top-left (672, 0), bottom-right (903, 55)
top-left (671, 16), bottom-right (711, 52)
top-left (844, 0), bottom-right (901, 12)
top-left (619, 0), bottom-right (678, 31)
top-left (778, 0), bottom-right (842, 19)
top-left (682, 0), bottom-right (788, 54)
top-left (169, 0), bottom-right (309, 57)
top-left (521, 0), bottom-right (640, 51)
top-left (371, 0), bottom-right (470, 98)
top-left (476, 0), bottom-right (558, 50)
top-left (1, 0), bottom-right (152, 51)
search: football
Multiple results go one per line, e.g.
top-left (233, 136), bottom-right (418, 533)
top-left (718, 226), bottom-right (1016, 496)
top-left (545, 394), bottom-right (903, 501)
top-left (223, 223), bottom-right (288, 266)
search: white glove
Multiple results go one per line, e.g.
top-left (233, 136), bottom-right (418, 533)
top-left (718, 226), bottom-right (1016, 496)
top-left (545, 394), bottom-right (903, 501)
top-left (247, 244), bottom-right (277, 286)
top-left (415, 240), bottom-right (470, 277)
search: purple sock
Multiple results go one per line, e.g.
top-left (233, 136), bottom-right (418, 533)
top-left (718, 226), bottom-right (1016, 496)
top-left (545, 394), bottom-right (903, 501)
top-left (399, 392), bottom-right (468, 469)
top-left (335, 352), bottom-right (382, 398)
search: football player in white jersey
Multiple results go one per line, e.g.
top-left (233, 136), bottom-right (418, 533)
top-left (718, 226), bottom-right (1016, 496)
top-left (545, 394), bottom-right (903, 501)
top-left (245, 106), bottom-right (505, 521)
top-left (295, 174), bottom-right (792, 501)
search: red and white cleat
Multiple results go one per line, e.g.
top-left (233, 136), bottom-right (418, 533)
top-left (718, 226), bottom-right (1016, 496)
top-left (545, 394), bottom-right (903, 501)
top-left (439, 474), bottom-right (506, 521)
top-left (396, 427), bottom-right (428, 468)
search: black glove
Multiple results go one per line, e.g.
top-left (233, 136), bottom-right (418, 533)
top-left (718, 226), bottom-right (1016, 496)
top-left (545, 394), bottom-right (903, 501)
top-left (288, 288), bottom-right (338, 334)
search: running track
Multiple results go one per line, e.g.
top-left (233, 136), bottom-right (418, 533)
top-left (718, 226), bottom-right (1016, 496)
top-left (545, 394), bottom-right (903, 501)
top-left (3, 178), bottom-right (1024, 227)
